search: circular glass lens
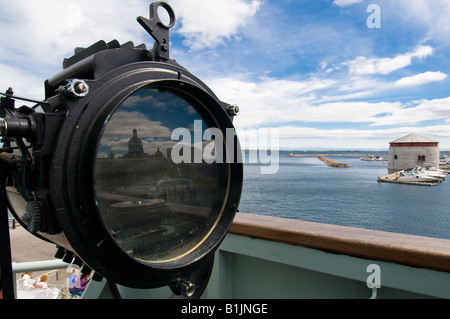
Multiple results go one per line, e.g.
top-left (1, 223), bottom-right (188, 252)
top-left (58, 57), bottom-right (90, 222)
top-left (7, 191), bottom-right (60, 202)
top-left (94, 86), bottom-right (228, 263)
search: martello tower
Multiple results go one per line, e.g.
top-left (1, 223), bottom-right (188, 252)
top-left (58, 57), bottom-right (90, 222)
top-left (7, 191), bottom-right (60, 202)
top-left (388, 133), bottom-right (440, 174)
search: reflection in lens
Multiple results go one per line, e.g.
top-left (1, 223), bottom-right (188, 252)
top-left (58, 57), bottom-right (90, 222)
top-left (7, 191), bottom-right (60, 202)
top-left (94, 87), bottom-right (226, 263)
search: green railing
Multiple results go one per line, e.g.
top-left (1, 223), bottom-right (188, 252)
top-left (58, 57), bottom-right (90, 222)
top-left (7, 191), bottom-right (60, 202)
top-left (12, 213), bottom-right (450, 299)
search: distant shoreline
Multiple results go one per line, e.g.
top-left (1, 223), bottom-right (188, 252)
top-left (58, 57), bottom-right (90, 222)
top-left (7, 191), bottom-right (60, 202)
top-left (243, 150), bottom-right (450, 154)
top-left (287, 153), bottom-right (387, 157)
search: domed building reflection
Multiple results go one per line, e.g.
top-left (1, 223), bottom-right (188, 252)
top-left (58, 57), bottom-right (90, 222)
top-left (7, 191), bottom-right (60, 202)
top-left (124, 128), bottom-right (149, 158)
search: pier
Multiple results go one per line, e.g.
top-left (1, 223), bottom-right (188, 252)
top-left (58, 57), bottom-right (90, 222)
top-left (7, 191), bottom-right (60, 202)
top-left (317, 156), bottom-right (350, 168)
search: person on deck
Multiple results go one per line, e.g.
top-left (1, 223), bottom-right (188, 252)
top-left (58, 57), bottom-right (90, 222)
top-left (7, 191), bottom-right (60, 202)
top-left (17, 272), bottom-right (35, 290)
top-left (70, 273), bottom-right (90, 298)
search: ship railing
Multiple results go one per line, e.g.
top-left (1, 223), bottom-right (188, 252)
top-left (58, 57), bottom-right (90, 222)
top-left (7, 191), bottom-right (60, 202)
top-left (10, 213), bottom-right (450, 299)
top-left (12, 259), bottom-right (71, 299)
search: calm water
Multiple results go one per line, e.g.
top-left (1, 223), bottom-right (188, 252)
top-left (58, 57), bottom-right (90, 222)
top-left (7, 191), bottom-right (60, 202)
top-left (239, 151), bottom-right (450, 240)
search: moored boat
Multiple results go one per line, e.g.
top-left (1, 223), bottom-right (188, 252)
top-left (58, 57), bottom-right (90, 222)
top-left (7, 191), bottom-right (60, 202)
top-left (398, 170), bottom-right (443, 183)
top-left (405, 166), bottom-right (446, 180)
top-left (360, 154), bottom-right (388, 161)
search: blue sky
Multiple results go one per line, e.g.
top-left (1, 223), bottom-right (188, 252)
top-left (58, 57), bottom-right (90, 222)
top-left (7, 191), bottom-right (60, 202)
top-left (1, 0), bottom-right (450, 150)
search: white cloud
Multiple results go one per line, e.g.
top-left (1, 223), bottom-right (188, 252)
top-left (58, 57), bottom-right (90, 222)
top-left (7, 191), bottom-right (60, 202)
top-left (370, 97), bottom-right (450, 126)
top-left (0, 0), bottom-right (146, 70)
top-left (272, 124), bottom-right (450, 150)
top-left (0, 63), bottom-right (44, 101)
top-left (344, 46), bottom-right (434, 75)
top-left (167, 0), bottom-right (262, 49)
top-left (207, 75), bottom-right (337, 128)
top-left (299, 101), bottom-right (403, 124)
top-left (0, 0), bottom-right (152, 97)
top-left (207, 69), bottom-right (450, 148)
top-left (393, 0), bottom-right (450, 44)
top-left (332, 0), bottom-right (363, 7)
top-left (395, 71), bottom-right (448, 88)
top-left (208, 74), bottom-right (409, 129)
top-left (102, 111), bottom-right (171, 140)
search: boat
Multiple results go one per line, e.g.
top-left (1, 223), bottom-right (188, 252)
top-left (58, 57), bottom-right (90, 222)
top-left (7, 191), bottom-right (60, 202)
top-left (405, 167), bottom-right (446, 180)
top-left (439, 155), bottom-right (449, 165)
top-left (419, 168), bottom-right (447, 180)
top-left (360, 154), bottom-right (388, 161)
top-left (423, 163), bottom-right (448, 175)
top-left (397, 170), bottom-right (443, 183)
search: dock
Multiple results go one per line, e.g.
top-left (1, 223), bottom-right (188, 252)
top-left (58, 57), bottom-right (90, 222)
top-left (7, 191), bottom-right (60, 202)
top-left (317, 156), bottom-right (350, 168)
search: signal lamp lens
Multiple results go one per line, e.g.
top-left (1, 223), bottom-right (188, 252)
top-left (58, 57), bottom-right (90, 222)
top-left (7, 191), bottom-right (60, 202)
top-left (95, 86), bottom-right (230, 263)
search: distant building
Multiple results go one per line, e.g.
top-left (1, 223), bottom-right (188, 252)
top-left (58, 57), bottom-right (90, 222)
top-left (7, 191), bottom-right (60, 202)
top-left (124, 128), bottom-right (149, 158)
top-left (388, 133), bottom-right (440, 173)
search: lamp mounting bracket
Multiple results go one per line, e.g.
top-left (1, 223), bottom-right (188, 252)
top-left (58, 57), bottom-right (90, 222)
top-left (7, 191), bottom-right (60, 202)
top-left (137, 2), bottom-right (176, 61)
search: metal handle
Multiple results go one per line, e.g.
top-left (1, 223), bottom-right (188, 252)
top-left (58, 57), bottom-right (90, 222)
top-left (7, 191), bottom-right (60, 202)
top-left (137, 1), bottom-right (176, 60)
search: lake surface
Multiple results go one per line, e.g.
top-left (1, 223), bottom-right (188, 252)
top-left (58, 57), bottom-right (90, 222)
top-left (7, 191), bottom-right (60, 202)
top-left (239, 151), bottom-right (450, 240)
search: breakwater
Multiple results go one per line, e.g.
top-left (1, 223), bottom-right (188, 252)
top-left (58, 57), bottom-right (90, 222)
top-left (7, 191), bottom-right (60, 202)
top-left (317, 156), bottom-right (350, 168)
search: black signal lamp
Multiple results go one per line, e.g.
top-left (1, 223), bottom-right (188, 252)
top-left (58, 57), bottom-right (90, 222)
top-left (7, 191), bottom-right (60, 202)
top-left (0, 1), bottom-right (242, 298)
